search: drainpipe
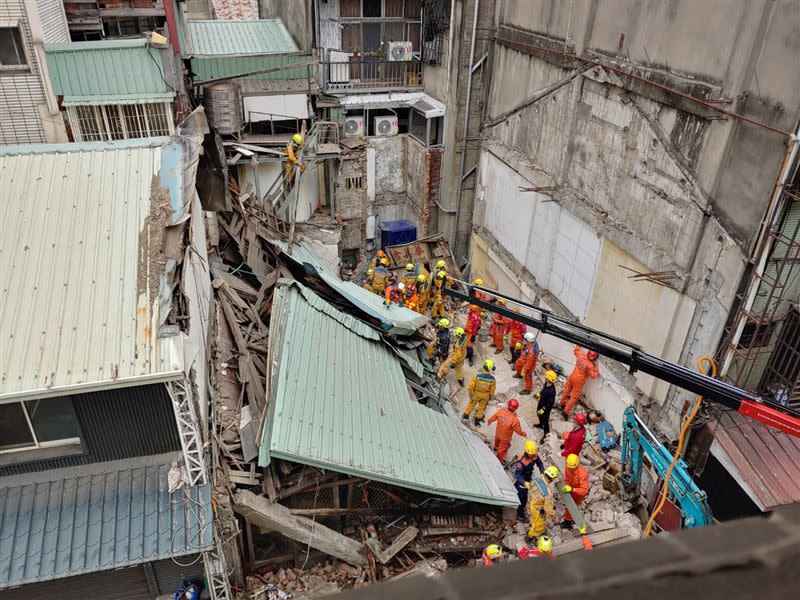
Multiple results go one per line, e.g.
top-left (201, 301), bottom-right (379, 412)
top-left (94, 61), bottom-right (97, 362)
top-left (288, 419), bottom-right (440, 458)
top-left (451, 0), bottom-right (480, 257)
top-left (23, 0), bottom-right (60, 116)
top-left (720, 121), bottom-right (800, 377)
top-left (163, 0), bottom-right (182, 55)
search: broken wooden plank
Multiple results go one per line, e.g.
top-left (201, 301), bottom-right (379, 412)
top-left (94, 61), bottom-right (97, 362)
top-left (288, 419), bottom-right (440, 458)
top-left (372, 526), bottom-right (419, 565)
top-left (234, 490), bottom-right (368, 567)
top-left (552, 528), bottom-right (632, 556)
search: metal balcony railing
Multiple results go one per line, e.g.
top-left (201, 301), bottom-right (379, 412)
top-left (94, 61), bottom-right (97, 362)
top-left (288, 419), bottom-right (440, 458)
top-left (321, 59), bottom-right (423, 92)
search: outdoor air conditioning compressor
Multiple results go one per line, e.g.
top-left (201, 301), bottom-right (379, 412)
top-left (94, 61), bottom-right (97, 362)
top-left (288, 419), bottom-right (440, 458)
top-left (344, 116), bottom-right (365, 136)
top-left (374, 116), bottom-right (399, 136)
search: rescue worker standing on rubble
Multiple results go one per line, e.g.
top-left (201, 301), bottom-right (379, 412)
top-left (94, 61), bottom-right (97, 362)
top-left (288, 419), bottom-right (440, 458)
top-left (416, 273), bottom-right (430, 314)
top-left (526, 466), bottom-right (559, 541)
top-left (384, 281), bottom-right (404, 305)
top-left (465, 304), bottom-right (482, 366)
top-left (427, 318), bottom-right (451, 366)
top-left (371, 257), bottom-right (391, 295)
top-left (514, 440), bottom-right (545, 521)
top-left (561, 412), bottom-right (588, 457)
top-left (430, 270), bottom-right (448, 318)
top-left (515, 332), bottom-right (541, 395)
top-left (505, 309), bottom-right (526, 365)
top-left (534, 370), bottom-right (558, 436)
top-left (402, 284), bottom-right (418, 312)
top-left (560, 346), bottom-right (600, 416)
top-left (284, 133), bottom-right (306, 188)
top-left (488, 299), bottom-right (508, 353)
top-left (402, 263), bottom-right (418, 289)
top-left (486, 399), bottom-right (526, 462)
top-left (437, 327), bottom-right (467, 385)
top-left (561, 453), bottom-right (590, 530)
top-left (463, 360), bottom-right (496, 426)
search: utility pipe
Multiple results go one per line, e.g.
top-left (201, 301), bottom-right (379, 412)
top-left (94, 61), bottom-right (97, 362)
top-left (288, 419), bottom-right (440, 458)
top-left (451, 0), bottom-right (480, 257)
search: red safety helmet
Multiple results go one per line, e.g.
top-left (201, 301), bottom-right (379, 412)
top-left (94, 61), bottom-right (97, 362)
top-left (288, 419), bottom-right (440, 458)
top-left (587, 350), bottom-right (599, 360)
top-left (574, 413), bottom-right (587, 425)
top-left (508, 399), bottom-right (519, 412)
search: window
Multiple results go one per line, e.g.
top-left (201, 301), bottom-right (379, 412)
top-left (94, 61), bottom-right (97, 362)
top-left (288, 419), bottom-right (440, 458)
top-left (70, 102), bottom-right (173, 141)
top-left (335, 1), bottom-right (422, 55)
top-left (0, 397), bottom-right (81, 453)
top-left (737, 321), bottom-right (777, 349)
top-left (0, 24), bottom-right (27, 70)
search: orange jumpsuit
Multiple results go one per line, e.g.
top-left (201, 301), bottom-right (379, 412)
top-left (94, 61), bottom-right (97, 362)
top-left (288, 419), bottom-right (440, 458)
top-left (490, 313), bottom-right (508, 350)
top-left (487, 407), bottom-right (526, 461)
top-left (563, 464), bottom-right (589, 522)
top-left (384, 285), bottom-right (402, 305)
top-left (505, 320), bottom-right (526, 351)
top-left (465, 309), bottom-right (482, 357)
top-left (560, 346), bottom-right (600, 415)
top-left (403, 290), bottom-right (419, 312)
top-left (515, 340), bottom-right (540, 391)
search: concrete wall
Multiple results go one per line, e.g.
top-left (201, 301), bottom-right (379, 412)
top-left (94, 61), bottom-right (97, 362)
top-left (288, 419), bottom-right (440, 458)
top-left (372, 136), bottom-right (405, 194)
top-left (260, 0), bottom-right (313, 50)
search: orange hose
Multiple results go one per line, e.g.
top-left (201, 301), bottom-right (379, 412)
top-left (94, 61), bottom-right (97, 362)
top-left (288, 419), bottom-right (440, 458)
top-left (642, 356), bottom-right (717, 538)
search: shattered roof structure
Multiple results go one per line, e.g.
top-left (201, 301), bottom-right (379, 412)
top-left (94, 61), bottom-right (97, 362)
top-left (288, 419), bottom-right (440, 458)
top-left (0, 455), bottom-right (212, 588)
top-left (259, 281), bottom-right (517, 507)
top-left (0, 139), bottom-right (186, 401)
top-left (276, 240), bottom-right (429, 335)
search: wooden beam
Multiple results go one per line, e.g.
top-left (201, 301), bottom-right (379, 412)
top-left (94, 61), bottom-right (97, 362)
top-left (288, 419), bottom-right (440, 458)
top-left (370, 526), bottom-right (419, 565)
top-left (553, 528), bottom-right (633, 556)
top-left (234, 490), bottom-right (368, 567)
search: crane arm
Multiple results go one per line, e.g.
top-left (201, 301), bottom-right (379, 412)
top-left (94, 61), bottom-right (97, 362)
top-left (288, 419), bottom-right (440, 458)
top-left (443, 285), bottom-right (800, 438)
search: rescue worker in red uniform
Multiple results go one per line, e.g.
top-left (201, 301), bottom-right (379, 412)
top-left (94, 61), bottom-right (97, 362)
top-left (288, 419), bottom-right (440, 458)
top-left (486, 399), bottom-right (527, 462)
top-left (561, 412), bottom-right (587, 457)
top-left (559, 346), bottom-right (600, 415)
top-left (402, 284), bottom-right (418, 312)
top-left (561, 453), bottom-right (590, 530)
top-left (465, 304), bottom-right (482, 366)
top-left (505, 311), bottom-right (526, 365)
top-left (514, 332), bottom-right (541, 395)
top-left (488, 299), bottom-right (508, 353)
top-left (383, 281), bottom-right (404, 305)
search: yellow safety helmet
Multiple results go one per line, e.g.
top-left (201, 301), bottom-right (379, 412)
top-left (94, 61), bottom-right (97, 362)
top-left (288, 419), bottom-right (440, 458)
top-left (405, 263), bottom-right (415, 272)
top-left (438, 318), bottom-right (450, 328)
top-left (484, 544), bottom-right (502, 560)
top-left (497, 298), bottom-right (507, 306)
top-left (436, 270), bottom-right (446, 279)
top-left (453, 327), bottom-right (465, 337)
top-left (380, 257), bottom-right (389, 267)
top-left (483, 359), bottom-right (495, 371)
top-left (436, 259), bottom-right (446, 269)
top-left (367, 268), bottom-right (374, 275)
top-left (543, 465), bottom-right (559, 480)
top-left (536, 536), bottom-right (553, 554)
top-left (524, 440), bottom-right (538, 456)
top-left (292, 133), bottom-right (303, 144)
top-left (474, 278), bottom-right (484, 286)
top-left (515, 342), bottom-right (523, 349)
top-left (417, 274), bottom-right (427, 283)
top-left (544, 370), bottom-right (557, 383)
top-left (566, 454), bottom-right (580, 469)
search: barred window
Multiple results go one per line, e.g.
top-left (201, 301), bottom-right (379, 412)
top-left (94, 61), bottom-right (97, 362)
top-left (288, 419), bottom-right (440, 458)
top-left (70, 103), bottom-right (173, 141)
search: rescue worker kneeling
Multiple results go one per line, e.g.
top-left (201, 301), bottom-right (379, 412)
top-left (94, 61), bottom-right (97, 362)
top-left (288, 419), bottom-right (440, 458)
top-left (526, 465), bottom-right (559, 540)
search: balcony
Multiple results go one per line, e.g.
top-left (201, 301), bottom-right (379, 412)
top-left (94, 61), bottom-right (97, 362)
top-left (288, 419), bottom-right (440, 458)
top-left (321, 58), bottom-right (423, 94)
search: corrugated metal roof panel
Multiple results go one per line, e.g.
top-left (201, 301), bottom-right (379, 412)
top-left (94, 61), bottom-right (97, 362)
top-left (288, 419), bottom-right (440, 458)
top-left (0, 140), bottom-right (184, 400)
top-left (190, 52), bottom-right (312, 83)
top-left (44, 40), bottom-right (174, 105)
top-left (0, 455), bottom-right (212, 588)
top-left (186, 19), bottom-right (299, 56)
top-left (259, 282), bottom-right (517, 507)
top-left (710, 411), bottom-right (800, 510)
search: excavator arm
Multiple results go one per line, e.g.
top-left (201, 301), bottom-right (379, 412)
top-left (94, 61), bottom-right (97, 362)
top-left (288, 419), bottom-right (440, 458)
top-left (444, 284), bottom-right (800, 439)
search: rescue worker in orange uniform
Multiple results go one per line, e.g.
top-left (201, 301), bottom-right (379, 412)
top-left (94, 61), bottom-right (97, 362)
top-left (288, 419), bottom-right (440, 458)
top-left (505, 310), bottom-right (527, 365)
top-left (515, 332), bottom-right (541, 395)
top-left (526, 466), bottom-right (559, 540)
top-left (559, 346), bottom-right (600, 416)
top-left (430, 270), bottom-right (447, 318)
top-left (437, 327), bottom-right (467, 385)
top-left (416, 273), bottom-right (430, 314)
top-left (384, 281), bottom-right (404, 305)
top-left (561, 453), bottom-right (590, 530)
top-left (488, 299), bottom-right (508, 353)
top-left (463, 359), bottom-right (496, 426)
top-left (487, 398), bottom-right (526, 462)
top-left (465, 304), bottom-right (482, 366)
top-left (370, 258), bottom-right (391, 295)
top-left (402, 284), bottom-right (418, 312)
top-left (369, 249), bottom-right (386, 269)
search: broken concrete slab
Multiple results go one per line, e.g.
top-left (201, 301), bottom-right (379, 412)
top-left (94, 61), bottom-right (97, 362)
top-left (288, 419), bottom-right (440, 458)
top-left (234, 490), bottom-right (368, 567)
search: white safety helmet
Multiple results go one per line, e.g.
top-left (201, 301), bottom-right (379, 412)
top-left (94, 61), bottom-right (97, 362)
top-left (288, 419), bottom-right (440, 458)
top-left (398, 282), bottom-right (405, 290)
top-left (524, 332), bottom-right (535, 343)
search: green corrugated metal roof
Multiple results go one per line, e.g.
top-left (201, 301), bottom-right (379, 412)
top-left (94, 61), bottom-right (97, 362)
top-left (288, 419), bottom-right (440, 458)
top-left (259, 282), bottom-right (518, 507)
top-left (44, 40), bottom-right (174, 105)
top-left (186, 19), bottom-right (299, 56)
top-left (190, 53), bottom-right (312, 83)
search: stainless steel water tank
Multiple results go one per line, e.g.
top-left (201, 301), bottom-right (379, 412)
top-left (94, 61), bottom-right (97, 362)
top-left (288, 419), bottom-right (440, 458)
top-left (203, 82), bottom-right (243, 134)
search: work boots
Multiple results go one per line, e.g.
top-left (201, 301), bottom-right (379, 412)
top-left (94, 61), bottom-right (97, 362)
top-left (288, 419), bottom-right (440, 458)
top-left (560, 519), bottom-right (574, 530)
top-left (519, 389), bottom-right (531, 395)
top-left (473, 417), bottom-right (483, 427)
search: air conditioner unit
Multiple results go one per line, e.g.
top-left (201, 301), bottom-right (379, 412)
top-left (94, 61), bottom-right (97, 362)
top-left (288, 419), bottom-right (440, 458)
top-left (374, 116), bottom-right (399, 136)
top-left (344, 116), bottom-right (365, 136)
top-left (383, 41), bottom-right (413, 61)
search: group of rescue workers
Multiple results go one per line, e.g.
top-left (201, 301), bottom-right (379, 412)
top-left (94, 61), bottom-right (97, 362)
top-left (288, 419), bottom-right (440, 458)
top-left (362, 251), bottom-right (603, 562)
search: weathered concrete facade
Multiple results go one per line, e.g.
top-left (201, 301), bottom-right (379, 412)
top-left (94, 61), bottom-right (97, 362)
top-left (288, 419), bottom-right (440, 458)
top-left (433, 0), bottom-right (800, 435)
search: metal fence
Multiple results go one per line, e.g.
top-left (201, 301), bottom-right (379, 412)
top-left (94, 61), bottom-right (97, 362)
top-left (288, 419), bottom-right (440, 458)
top-left (322, 59), bottom-right (423, 92)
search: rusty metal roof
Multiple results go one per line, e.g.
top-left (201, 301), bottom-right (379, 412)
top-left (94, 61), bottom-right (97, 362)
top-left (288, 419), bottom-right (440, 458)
top-left (710, 411), bottom-right (800, 510)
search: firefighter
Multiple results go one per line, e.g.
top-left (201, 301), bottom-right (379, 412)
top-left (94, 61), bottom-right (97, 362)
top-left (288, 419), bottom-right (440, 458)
top-left (515, 332), bottom-right (541, 395)
top-left (518, 535), bottom-right (555, 559)
top-left (560, 412), bottom-right (588, 457)
top-left (430, 270), bottom-right (448, 318)
top-left (371, 258), bottom-right (391, 294)
top-left (465, 304), bottom-right (482, 366)
top-left (402, 263), bottom-right (418, 289)
top-left (363, 268), bottom-right (374, 290)
top-left (559, 346), bottom-right (600, 416)
top-left (416, 273), bottom-right (430, 314)
top-left (384, 281), bottom-right (404, 305)
top-left (514, 440), bottom-right (545, 520)
top-left (370, 249), bottom-right (386, 269)
top-left (561, 453), bottom-right (590, 530)
top-left (463, 359), bottom-right (496, 426)
top-left (402, 284), bottom-right (418, 312)
top-left (284, 133), bottom-right (306, 187)
top-left (437, 327), bottom-right (467, 385)
top-left (526, 466), bottom-right (559, 540)
top-left (489, 299), bottom-right (508, 353)
top-left (473, 278), bottom-right (487, 302)
top-left (505, 310), bottom-right (526, 364)
top-left (427, 318), bottom-right (451, 366)
top-left (487, 398), bottom-right (526, 462)
top-left (534, 370), bottom-right (558, 436)
top-left (481, 544), bottom-right (502, 566)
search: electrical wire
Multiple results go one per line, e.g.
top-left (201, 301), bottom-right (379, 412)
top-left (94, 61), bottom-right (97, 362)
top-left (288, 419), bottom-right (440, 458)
top-left (169, 462), bottom-right (215, 567)
top-left (642, 355), bottom-right (717, 538)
